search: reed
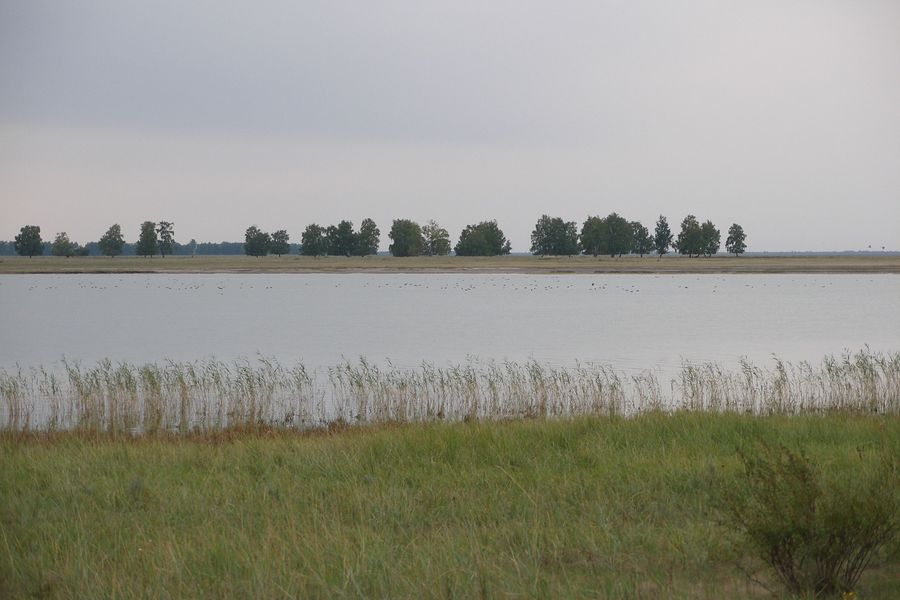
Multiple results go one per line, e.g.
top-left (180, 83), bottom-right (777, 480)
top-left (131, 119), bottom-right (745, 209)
top-left (2, 350), bottom-right (898, 435)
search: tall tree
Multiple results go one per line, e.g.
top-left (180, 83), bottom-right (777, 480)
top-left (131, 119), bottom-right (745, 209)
top-left (579, 216), bottom-right (604, 257)
top-left (354, 218), bottom-right (380, 256)
top-left (14, 225), bottom-right (43, 257)
top-left (531, 215), bottom-right (579, 256)
top-left (726, 223), bottom-right (747, 257)
top-left (51, 232), bottom-right (76, 257)
top-left (136, 221), bottom-right (157, 257)
top-left (653, 215), bottom-right (673, 259)
top-left (388, 219), bottom-right (425, 257)
top-left (326, 220), bottom-right (356, 256)
top-left (269, 230), bottom-right (290, 256)
top-left (631, 221), bottom-right (652, 257)
top-left (422, 220), bottom-right (451, 256)
top-left (700, 220), bottom-right (721, 257)
top-left (675, 215), bottom-right (702, 257)
top-left (155, 221), bottom-right (175, 257)
top-left (454, 221), bottom-right (511, 256)
top-left (99, 224), bottom-right (125, 257)
top-left (300, 224), bottom-right (327, 256)
top-left (244, 225), bottom-right (271, 257)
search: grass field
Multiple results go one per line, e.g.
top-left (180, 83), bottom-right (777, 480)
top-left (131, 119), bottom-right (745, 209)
top-left (2, 254), bottom-right (900, 274)
top-left (2, 413), bottom-right (898, 599)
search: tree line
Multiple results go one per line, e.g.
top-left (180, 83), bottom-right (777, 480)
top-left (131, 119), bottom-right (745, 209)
top-left (5, 215), bottom-right (747, 258)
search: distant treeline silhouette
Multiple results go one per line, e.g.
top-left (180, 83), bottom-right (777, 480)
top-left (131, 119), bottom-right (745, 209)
top-left (4, 215), bottom-right (749, 258)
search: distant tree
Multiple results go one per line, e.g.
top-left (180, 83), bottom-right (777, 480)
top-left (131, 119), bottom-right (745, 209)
top-left (579, 216), bottom-right (604, 257)
top-left (14, 225), bottom-right (43, 257)
top-left (136, 221), bottom-right (157, 257)
top-left (244, 225), bottom-right (271, 257)
top-left (422, 220), bottom-right (451, 256)
top-left (531, 215), bottom-right (579, 256)
top-left (73, 243), bottom-right (90, 256)
top-left (326, 220), bottom-right (356, 256)
top-left (269, 230), bottom-right (290, 256)
top-left (354, 218), bottom-right (380, 256)
top-left (454, 221), bottom-right (511, 256)
top-left (300, 224), bottom-right (327, 256)
top-left (675, 215), bottom-right (702, 257)
top-left (700, 220), bottom-right (721, 257)
top-left (653, 215), bottom-right (673, 259)
top-left (388, 219), bottom-right (425, 257)
top-left (580, 213), bottom-right (631, 257)
top-left (631, 221), bottom-right (652, 257)
top-left (726, 223), bottom-right (747, 257)
top-left (185, 238), bottom-right (198, 256)
top-left (155, 221), bottom-right (175, 257)
top-left (99, 224), bottom-right (125, 257)
top-left (51, 232), bottom-right (76, 257)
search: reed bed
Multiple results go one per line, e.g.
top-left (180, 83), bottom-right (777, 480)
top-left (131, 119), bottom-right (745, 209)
top-left (2, 350), bottom-right (898, 434)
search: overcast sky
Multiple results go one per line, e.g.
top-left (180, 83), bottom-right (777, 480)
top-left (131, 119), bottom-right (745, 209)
top-left (2, 0), bottom-right (899, 251)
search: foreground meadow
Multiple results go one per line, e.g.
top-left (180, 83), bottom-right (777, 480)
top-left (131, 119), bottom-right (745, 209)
top-left (2, 413), bottom-right (898, 598)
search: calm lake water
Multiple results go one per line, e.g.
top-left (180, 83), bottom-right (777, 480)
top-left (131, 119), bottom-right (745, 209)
top-left (1, 273), bottom-right (898, 374)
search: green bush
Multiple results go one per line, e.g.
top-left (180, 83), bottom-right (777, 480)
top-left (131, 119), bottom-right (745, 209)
top-left (721, 443), bottom-right (898, 598)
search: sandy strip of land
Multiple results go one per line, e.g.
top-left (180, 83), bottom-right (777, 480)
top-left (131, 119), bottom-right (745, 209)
top-left (1, 254), bottom-right (899, 274)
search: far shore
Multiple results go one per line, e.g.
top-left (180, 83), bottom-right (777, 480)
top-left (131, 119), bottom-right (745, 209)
top-left (1, 254), bottom-right (899, 275)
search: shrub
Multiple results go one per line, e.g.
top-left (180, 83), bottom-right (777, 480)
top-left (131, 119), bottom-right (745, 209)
top-left (720, 443), bottom-right (898, 598)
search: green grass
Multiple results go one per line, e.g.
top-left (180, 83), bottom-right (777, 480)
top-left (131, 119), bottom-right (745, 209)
top-left (2, 413), bottom-right (898, 598)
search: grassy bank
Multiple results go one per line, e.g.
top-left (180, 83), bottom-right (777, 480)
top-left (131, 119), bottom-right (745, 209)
top-left (2, 254), bottom-right (900, 274)
top-left (1, 413), bottom-right (898, 598)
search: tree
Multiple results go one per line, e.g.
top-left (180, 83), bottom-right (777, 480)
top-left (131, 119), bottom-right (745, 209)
top-left (300, 224), bottom-right (327, 256)
top-left (653, 215), bottom-right (673, 259)
top-left (454, 221), bottom-right (511, 256)
top-left (531, 215), bottom-right (579, 256)
top-left (700, 220), bottom-right (720, 257)
top-left (136, 221), bottom-right (157, 257)
top-left (388, 219), bottom-right (424, 257)
top-left (726, 223), bottom-right (747, 257)
top-left (580, 213), bottom-right (631, 257)
top-left (244, 225), bottom-right (271, 257)
top-left (51, 232), bottom-right (76, 257)
top-left (270, 230), bottom-right (290, 256)
top-left (422, 220), bottom-right (451, 256)
top-left (99, 224), bottom-right (125, 257)
top-left (354, 218), bottom-right (380, 256)
top-left (675, 215), bottom-right (702, 257)
top-left (14, 225), bottom-right (43, 257)
top-left (326, 220), bottom-right (356, 256)
top-left (155, 221), bottom-right (175, 257)
top-left (631, 221), bottom-right (652, 257)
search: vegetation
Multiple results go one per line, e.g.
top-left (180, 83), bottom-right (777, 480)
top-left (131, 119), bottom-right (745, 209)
top-left (531, 215), bottom-right (579, 256)
top-left (155, 221), bottom-right (175, 257)
top-left (422, 220), bottom-right (452, 256)
top-left (13, 225), bottom-right (43, 257)
top-left (579, 213), bottom-right (634, 258)
top-left (269, 229), bottom-right (290, 256)
top-left (98, 224), bottom-right (125, 257)
top-left (630, 221), bottom-right (652, 257)
top-left (50, 232), bottom-right (87, 257)
top-left (135, 221), bottom-right (157, 257)
top-left (726, 223), bottom-right (747, 256)
top-left (653, 215), bottom-right (673, 258)
top-left (454, 220), bottom-right (512, 256)
top-left (700, 220), bottom-right (721, 257)
top-left (1, 413), bottom-right (897, 598)
top-left (388, 219), bottom-right (425, 257)
top-left (243, 226), bottom-right (271, 257)
top-left (300, 224), bottom-right (327, 256)
top-left (326, 220), bottom-right (356, 257)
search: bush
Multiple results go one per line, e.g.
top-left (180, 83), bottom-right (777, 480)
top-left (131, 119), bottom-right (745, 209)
top-left (720, 443), bottom-right (898, 598)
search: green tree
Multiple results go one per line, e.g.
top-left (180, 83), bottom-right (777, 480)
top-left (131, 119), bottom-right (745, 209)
top-left (454, 221), bottom-right (511, 256)
top-left (98, 224), bottom-right (125, 257)
top-left (726, 223), bottom-right (747, 256)
top-left (675, 215), bottom-right (702, 257)
top-left (51, 232), bottom-right (76, 257)
top-left (14, 225), bottom-right (43, 257)
top-left (300, 224), bottom-right (327, 256)
top-left (326, 220), bottom-right (356, 256)
top-left (531, 215), bottom-right (579, 256)
top-left (136, 221), bottom-right (157, 257)
top-left (388, 219), bottom-right (425, 257)
top-left (653, 215), bottom-right (673, 259)
top-left (354, 218), bottom-right (380, 256)
top-left (579, 216), bottom-right (604, 257)
top-left (244, 225), bottom-right (271, 257)
top-left (581, 213), bottom-right (632, 257)
top-left (422, 220), bottom-right (451, 256)
top-left (155, 221), bottom-right (175, 257)
top-left (270, 230), bottom-right (290, 256)
top-left (700, 220), bottom-right (720, 257)
top-left (631, 221), bottom-right (652, 257)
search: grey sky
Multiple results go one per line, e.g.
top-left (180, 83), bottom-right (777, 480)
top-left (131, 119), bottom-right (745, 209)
top-left (2, 0), bottom-right (899, 251)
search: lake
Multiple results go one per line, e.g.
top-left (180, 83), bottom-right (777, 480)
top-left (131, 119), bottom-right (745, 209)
top-left (1, 273), bottom-right (898, 374)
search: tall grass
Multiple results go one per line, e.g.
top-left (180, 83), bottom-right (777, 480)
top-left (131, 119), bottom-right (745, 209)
top-left (2, 350), bottom-right (898, 434)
